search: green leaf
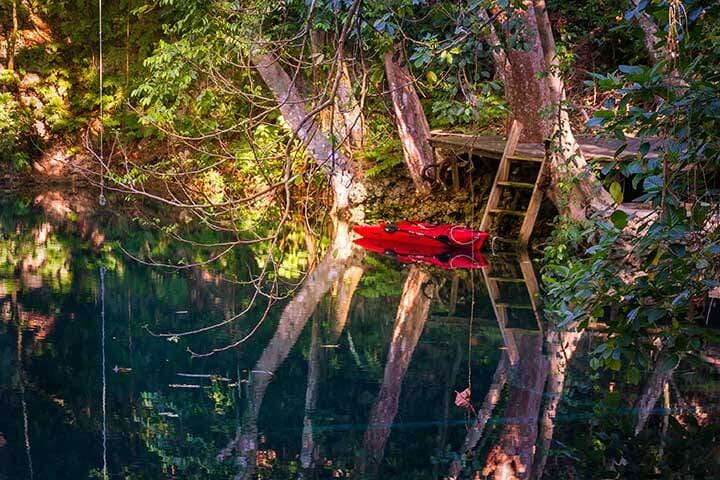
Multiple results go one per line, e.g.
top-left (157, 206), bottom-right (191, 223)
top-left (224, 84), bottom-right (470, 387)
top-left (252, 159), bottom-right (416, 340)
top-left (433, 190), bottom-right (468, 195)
top-left (639, 142), bottom-right (650, 156)
top-left (618, 64), bottom-right (644, 75)
top-left (660, 355), bottom-right (679, 373)
top-left (610, 181), bottom-right (623, 204)
top-left (626, 366), bottom-right (641, 385)
top-left (643, 175), bottom-right (664, 193)
top-left (611, 210), bottom-right (628, 229)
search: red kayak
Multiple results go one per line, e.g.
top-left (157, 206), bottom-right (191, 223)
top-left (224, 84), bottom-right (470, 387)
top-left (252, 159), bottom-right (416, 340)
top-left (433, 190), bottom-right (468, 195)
top-left (353, 237), bottom-right (488, 270)
top-left (353, 221), bottom-right (489, 251)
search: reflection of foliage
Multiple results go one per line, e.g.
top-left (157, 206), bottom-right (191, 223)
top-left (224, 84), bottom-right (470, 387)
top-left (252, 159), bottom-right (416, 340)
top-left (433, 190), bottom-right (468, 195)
top-left (137, 391), bottom-right (236, 478)
top-left (548, 355), bottom-right (720, 479)
top-left (0, 223), bottom-right (74, 294)
top-left (357, 255), bottom-right (405, 298)
top-left (208, 378), bottom-right (235, 415)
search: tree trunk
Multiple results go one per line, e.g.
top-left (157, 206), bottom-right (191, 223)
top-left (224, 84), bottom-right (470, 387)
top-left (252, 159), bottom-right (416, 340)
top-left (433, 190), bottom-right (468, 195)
top-left (630, 0), bottom-right (662, 64)
top-left (357, 266), bottom-right (433, 476)
top-left (309, 29), bottom-right (365, 152)
top-left (501, 2), bottom-right (555, 144)
top-left (483, 332), bottom-right (549, 480)
top-left (335, 61), bottom-right (365, 150)
top-left (477, 8), bottom-right (507, 81)
top-left (479, 2), bottom-right (614, 218)
top-left (531, 0), bottom-right (614, 219)
top-left (384, 46), bottom-right (435, 194)
top-left (8, 0), bottom-right (18, 71)
top-left (448, 350), bottom-right (512, 479)
top-left (251, 52), bottom-right (363, 210)
top-left (533, 328), bottom-right (583, 478)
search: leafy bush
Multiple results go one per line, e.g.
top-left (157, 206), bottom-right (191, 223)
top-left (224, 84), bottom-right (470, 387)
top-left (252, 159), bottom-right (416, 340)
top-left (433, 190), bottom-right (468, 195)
top-left (0, 92), bottom-right (33, 169)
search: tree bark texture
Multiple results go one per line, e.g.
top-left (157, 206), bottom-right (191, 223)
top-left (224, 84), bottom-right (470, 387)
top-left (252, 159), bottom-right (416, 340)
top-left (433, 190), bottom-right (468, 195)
top-left (334, 61), bottom-right (365, 150)
top-left (384, 46), bottom-right (435, 194)
top-left (483, 332), bottom-right (549, 480)
top-left (501, 2), bottom-right (555, 144)
top-left (9, 0), bottom-right (18, 71)
top-left (357, 267), bottom-right (433, 476)
top-left (251, 52), bottom-right (362, 210)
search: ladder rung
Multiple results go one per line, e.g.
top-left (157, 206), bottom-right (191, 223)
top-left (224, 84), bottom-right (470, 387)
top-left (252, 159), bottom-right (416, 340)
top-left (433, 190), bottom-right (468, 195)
top-left (509, 155), bottom-right (543, 163)
top-left (489, 209), bottom-right (526, 216)
top-left (496, 303), bottom-right (534, 309)
top-left (497, 181), bottom-right (535, 189)
top-left (488, 277), bottom-right (526, 283)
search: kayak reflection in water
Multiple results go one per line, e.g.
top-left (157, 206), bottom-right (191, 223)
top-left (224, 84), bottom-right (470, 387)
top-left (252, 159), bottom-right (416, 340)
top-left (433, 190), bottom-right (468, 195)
top-left (353, 221), bottom-right (489, 269)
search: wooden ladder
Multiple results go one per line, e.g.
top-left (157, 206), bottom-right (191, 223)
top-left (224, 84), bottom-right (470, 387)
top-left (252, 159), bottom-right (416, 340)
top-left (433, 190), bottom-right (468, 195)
top-left (481, 249), bottom-right (543, 365)
top-left (479, 121), bottom-right (548, 247)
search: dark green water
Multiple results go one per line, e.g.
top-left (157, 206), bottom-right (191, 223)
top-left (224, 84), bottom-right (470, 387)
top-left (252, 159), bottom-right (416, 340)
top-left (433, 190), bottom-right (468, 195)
top-left (1, 190), bottom-right (718, 479)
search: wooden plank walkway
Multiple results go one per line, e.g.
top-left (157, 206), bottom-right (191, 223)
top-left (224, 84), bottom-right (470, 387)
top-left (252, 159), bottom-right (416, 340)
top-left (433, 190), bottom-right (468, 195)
top-left (430, 128), bottom-right (659, 246)
top-left (429, 131), bottom-right (658, 161)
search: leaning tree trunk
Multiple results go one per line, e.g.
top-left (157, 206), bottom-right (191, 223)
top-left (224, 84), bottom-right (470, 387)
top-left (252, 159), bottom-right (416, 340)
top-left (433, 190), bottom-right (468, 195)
top-left (356, 267), bottom-right (434, 477)
top-left (384, 46), bottom-right (435, 194)
top-left (251, 52), bottom-right (363, 211)
top-left (331, 264), bottom-right (365, 342)
top-left (483, 332), bottom-right (549, 480)
top-left (335, 61), bottom-right (366, 150)
top-left (531, 0), bottom-right (614, 218)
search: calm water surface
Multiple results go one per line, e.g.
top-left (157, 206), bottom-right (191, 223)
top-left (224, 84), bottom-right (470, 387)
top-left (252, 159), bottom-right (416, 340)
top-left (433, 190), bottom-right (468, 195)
top-left (1, 190), bottom-right (718, 479)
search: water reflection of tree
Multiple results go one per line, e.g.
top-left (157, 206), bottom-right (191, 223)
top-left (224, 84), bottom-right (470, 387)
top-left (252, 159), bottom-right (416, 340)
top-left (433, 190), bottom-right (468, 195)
top-left (218, 221), bottom-right (364, 478)
top-left (448, 250), bottom-right (719, 480)
top-left (356, 266), bottom-right (434, 478)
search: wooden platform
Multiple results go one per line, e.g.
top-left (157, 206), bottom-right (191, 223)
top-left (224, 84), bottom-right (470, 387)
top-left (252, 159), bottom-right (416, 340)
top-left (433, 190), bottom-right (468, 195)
top-left (429, 126), bottom-right (662, 246)
top-left (429, 131), bottom-right (658, 161)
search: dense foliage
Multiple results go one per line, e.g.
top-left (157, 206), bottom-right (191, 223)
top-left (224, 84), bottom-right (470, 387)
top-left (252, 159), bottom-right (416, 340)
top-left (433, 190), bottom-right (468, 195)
top-left (543, 0), bottom-right (719, 374)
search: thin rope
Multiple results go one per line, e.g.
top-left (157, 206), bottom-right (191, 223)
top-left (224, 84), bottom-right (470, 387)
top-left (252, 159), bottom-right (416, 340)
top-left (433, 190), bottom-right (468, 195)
top-left (467, 151), bottom-right (476, 392)
top-left (98, 0), bottom-right (106, 207)
top-left (100, 266), bottom-right (108, 480)
top-left (17, 326), bottom-right (34, 480)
